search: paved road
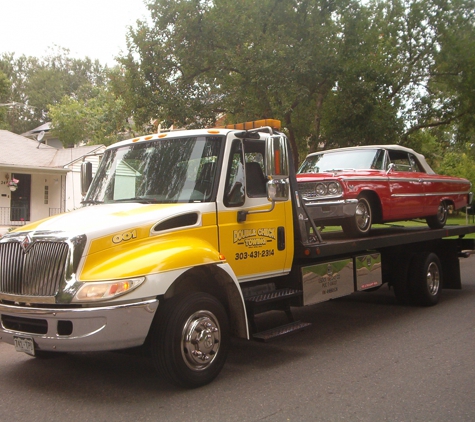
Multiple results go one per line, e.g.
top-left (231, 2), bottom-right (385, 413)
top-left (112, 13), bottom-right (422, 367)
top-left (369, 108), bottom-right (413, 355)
top-left (1, 259), bottom-right (474, 422)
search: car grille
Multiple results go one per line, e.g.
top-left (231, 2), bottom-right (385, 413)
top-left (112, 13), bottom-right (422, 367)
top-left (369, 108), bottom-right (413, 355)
top-left (0, 241), bottom-right (70, 297)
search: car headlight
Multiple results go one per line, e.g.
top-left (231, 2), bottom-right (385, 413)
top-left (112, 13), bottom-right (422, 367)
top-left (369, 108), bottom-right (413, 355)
top-left (327, 182), bottom-right (341, 195)
top-left (72, 277), bottom-right (145, 302)
top-left (315, 183), bottom-right (327, 196)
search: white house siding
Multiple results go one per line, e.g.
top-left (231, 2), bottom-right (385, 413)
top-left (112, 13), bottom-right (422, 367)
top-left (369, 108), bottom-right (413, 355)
top-left (30, 173), bottom-right (64, 221)
top-left (65, 153), bottom-right (103, 211)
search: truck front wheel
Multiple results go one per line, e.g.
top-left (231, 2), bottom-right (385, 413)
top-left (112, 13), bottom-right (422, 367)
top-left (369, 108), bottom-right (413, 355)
top-left (150, 292), bottom-right (230, 388)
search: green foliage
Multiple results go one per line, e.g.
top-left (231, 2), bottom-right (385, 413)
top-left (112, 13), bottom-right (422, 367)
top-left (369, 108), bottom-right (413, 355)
top-left (49, 87), bottom-right (130, 147)
top-left (117, 0), bottom-right (475, 168)
top-left (2, 0), bottom-right (475, 177)
top-left (0, 46), bottom-right (107, 134)
top-left (0, 70), bottom-right (11, 129)
top-left (436, 148), bottom-right (475, 191)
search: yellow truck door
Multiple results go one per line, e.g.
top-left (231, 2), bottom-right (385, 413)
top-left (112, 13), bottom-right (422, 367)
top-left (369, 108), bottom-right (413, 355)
top-left (216, 138), bottom-right (294, 281)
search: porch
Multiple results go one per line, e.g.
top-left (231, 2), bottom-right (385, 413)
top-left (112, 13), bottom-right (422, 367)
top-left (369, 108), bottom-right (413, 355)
top-left (0, 207), bottom-right (62, 234)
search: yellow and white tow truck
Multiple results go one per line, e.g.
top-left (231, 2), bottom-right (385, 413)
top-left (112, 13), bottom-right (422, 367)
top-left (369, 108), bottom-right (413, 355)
top-left (1, 120), bottom-right (474, 388)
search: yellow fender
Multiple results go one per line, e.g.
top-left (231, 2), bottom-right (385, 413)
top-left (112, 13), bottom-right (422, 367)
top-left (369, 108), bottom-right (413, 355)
top-left (79, 235), bottom-right (222, 281)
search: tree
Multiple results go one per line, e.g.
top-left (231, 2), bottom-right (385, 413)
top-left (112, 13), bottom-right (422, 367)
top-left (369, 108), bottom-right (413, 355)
top-left (49, 86), bottom-right (130, 147)
top-left (0, 70), bottom-right (11, 129)
top-left (119, 0), bottom-right (475, 167)
top-left (0, 46), bottom-right (107, 134)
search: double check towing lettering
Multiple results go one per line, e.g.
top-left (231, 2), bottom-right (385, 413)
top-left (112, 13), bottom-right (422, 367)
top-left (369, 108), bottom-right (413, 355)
top-left (0, 119), bottom-right (474, 389)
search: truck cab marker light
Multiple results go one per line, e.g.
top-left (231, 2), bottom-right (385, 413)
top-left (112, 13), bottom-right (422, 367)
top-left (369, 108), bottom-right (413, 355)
top-left (72, 277), bottom-right (145, 302)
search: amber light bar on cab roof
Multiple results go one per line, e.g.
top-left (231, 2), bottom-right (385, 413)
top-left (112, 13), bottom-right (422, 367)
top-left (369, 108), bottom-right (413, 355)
top-left (216, 119), bottom-right (281, 131)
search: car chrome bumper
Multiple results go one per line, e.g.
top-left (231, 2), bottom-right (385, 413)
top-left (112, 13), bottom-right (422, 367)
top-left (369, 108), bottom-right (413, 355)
top-left (0, 298), bottom-right (159, 353)
top-left (303, 198), bottom-right (358, 221)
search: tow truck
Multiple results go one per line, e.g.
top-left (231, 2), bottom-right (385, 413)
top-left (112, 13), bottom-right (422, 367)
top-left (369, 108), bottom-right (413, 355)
top-left (0, 119), bottom-right (473, 388)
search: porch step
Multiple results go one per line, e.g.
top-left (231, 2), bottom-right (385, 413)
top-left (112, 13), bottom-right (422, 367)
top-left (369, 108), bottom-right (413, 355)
top-left (244, 288), bottom-right (302, 305)
top-left (252, 321), bottom-right (312, 342)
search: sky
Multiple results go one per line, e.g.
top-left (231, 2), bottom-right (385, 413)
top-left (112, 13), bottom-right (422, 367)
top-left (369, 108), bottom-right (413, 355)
top-left (0, 0), bottom-right (151, 66)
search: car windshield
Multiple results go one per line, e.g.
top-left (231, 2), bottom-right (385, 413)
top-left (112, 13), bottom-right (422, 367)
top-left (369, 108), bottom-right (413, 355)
top-left (298, 149), bottom-right (384, 173)
top-left (84, 136), bottom-right (223, 204)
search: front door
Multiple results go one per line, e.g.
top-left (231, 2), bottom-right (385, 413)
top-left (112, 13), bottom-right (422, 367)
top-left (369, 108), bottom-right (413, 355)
top-left (217, 138), bottom-right (293, 282)
top-left (10, 173), bottom-right (31, 222)
top-left (387, 151), bottom-right (424, 219)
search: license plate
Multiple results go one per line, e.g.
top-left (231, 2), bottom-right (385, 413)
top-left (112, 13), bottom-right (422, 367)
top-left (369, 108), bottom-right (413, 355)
top-left (14, 336), bottom-right (35, 356)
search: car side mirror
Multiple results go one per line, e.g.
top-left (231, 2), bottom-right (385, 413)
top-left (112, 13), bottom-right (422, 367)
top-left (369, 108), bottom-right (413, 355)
top-left (386, 163), bottom-right (395, 175)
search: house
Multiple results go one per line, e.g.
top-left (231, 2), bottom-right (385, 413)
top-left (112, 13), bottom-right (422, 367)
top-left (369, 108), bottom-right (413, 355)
top-left (0, 129), bottom-right (104, 235)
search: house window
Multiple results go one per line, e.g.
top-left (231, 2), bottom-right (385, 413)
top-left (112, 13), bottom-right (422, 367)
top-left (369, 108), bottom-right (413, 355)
top-left (44, 185), bottom-right (49, 204)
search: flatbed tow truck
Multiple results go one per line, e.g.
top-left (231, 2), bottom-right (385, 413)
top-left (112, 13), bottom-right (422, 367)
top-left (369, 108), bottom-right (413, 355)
top-left (0, 120), bottom-right (473, 388)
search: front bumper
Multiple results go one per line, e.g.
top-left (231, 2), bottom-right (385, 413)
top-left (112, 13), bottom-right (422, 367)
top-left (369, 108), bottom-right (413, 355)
top-left (303, 198), bottom-right (358, 222)
top-left (0, 298), bottom-right (159, 353)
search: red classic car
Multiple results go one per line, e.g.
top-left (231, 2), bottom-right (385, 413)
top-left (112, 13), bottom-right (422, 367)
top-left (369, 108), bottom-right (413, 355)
top-left (296, 145), bottom-right (473, 236)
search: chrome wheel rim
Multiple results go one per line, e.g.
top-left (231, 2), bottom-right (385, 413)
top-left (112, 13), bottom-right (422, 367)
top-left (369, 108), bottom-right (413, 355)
top-left (356, 200), bottom-right (371, 231)
top-left (426, 262), bottom-right (440, 296)
top-left (437, 203), bottom-right (448, 224)
top-left (182, 310), bottom-right (221, 371)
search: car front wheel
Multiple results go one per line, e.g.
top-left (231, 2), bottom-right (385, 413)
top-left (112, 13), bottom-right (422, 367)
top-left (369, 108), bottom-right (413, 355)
top-left (342, 196), bottom-right (373, 237)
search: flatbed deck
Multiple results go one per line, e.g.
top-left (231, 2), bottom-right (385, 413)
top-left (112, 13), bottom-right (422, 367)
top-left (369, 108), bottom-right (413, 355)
top-left (298, 224), bottom-right (475, 260)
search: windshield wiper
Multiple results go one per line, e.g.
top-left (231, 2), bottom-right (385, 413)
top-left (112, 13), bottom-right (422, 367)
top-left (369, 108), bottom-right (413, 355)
top-left (323, 168), bottom-right (356, 172)
top-left (112, 197), bottom-right (160, 204)
top-left (81, 199), bottom-right (104, 205)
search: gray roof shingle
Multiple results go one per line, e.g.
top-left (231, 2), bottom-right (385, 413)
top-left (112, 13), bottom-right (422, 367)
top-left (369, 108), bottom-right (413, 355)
top-left (0, 130), bottom-right (104, 169)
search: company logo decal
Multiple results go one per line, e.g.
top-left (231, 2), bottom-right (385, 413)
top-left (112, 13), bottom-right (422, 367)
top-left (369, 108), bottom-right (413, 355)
top-left (20, 235), bottom-right (33, 254)
top-left (233, 228), bottom-right (275, 247)
top-left (112, 229), bottom-right (137, 244)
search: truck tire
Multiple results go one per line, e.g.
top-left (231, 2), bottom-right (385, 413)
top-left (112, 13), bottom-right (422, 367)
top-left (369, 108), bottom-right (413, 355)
top-left (342, 196), bottom-right (373, 237)
top-left (150, 292), bottom-right (230, 388)
top-left (408, 252), bottom-right (442, 306)
top-left (426, 201), bottom-right (448, 229)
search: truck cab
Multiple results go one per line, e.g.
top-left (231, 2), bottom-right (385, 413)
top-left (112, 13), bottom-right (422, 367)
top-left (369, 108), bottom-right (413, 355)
top-left (0, 120), bottom-right (300, 387)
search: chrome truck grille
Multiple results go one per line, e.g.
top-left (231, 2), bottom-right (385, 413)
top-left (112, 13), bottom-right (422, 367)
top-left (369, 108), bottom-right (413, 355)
top-left (0, 241), bottom-right (69, 296)
top-left (0, 232), bottom-right (86, 301)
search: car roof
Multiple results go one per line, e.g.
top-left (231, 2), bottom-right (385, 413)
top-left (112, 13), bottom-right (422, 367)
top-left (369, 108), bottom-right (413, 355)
top-left (304, 144), bottom-right (435, 174)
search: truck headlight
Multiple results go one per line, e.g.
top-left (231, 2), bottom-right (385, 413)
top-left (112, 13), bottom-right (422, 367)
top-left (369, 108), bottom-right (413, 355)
top-left (72, 277), bottom-right (145, 302)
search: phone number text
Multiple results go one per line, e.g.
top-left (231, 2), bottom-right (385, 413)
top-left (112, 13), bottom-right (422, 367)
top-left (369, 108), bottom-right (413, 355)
top-left (235, 249), bottom-right (275, 260)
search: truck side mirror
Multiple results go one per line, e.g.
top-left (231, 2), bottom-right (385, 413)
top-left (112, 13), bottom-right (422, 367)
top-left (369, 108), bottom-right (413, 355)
top-left (267, 179), bottom-right (289, 202)
top-left (265, 135), bottom-right (289, 201)
top-left (81, 161), bottom-right (93, 196)
top-left (265, 135), bottom-right (290, 178)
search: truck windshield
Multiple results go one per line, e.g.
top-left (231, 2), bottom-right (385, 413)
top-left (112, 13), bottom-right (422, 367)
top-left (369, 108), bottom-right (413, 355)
top-left (84, 135), bottom-right (223, 204)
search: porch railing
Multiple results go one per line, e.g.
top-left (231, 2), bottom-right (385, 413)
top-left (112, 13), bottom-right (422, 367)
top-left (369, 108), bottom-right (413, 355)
top-left (0, 207), bottom-right (28, 226)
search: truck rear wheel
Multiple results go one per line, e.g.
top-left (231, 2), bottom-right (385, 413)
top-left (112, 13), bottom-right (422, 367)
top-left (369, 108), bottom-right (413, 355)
top-left (150, 292), bottom-right (230, 388)
top-left (409, 252), bottom-right (442, 306)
